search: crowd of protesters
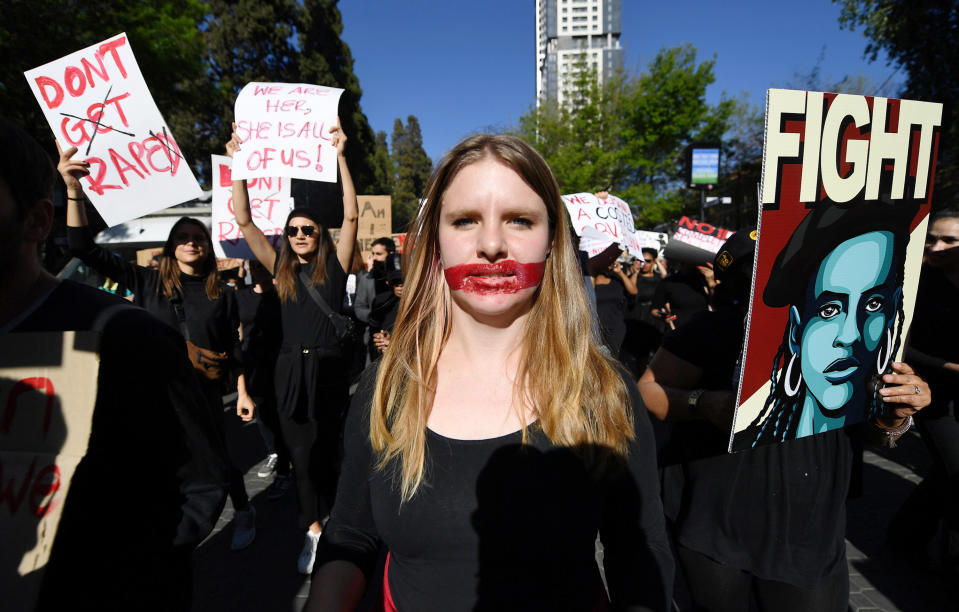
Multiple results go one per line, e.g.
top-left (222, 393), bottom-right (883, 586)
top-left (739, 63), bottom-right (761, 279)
top-left (2, 113), bottom-right (956, 611)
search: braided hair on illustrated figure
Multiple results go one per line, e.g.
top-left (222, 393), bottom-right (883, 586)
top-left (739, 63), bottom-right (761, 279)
top-left (748, 271), bottom-right (907, 447)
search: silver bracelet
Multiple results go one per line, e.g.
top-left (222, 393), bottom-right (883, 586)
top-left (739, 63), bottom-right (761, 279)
top-left (874, 415), bottom-right (913, 447)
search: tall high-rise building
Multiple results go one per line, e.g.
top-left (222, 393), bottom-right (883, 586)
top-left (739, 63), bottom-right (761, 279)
top-left (535, 0), bottom-right (623, 108)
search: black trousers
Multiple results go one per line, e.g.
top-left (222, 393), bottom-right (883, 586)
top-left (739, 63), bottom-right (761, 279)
top-left (676, 545), bottom-right (848, 612)
top-left (273, 348), bottom-right (349, 529)
top-left (199, 378), bottom-right (249, 512)
top-left (888, 399), bottom-right (959, 569)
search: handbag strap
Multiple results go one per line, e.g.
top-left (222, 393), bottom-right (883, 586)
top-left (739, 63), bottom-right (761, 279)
top-left (298, 269), bottom-right (337, 318)
top-left (169, 290), bottom-right (192, 342)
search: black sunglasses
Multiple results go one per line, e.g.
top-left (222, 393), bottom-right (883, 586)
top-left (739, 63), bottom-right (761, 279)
top-left (286, 225), bottom-right (317, 237)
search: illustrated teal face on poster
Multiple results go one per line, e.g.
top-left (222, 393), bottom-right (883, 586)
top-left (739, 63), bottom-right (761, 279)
top-left (786, 231), bottom-right (900, 436)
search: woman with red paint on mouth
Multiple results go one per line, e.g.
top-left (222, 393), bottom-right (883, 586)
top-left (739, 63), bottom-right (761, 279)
top-left (227, 118), bottom-right (358, 575)
top-left (308, 134), bottom-right (673, 611)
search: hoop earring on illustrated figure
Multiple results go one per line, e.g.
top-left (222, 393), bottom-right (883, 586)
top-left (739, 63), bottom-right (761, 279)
top-left (875, 328), bottom-right (893, 374)
top-left (784, 352), bottom-right (802, 397)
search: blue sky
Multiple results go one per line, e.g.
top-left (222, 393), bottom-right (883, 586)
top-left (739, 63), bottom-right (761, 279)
top-left (338, 0), bottom-right (900, 164)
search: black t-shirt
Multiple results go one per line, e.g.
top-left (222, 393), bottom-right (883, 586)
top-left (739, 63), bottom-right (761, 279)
top-left (905, 265), bottom-right (959, 414)
top-left (651, 274), bottom-right (709, 330)
top-left (12, 280), bottom-right (228, 609)
top-left (317, 367), bottom-right (674, 611)
top-left (67, 226), bottom-right (239, 356)
top-left (277, 255), bottom-right (347, 349)
top-left (661, 307), bottom-right (851, 587)
top-left (594, 277), bottom-right (628, 354)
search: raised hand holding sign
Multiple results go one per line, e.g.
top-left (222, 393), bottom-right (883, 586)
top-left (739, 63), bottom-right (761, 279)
top-left (24, 33), bottom-right (202, 226)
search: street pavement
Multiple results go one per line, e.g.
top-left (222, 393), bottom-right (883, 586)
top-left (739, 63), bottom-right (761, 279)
top-left (190, 409), bottom-right (955, 611)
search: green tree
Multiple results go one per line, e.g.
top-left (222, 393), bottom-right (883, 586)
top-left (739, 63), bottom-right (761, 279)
top-left (390, 115), bottom-right (432, 232)
top-left (370, 130), bottom-right (393, 195)
top-left (2, 0), bottom-right (383, 193)
top-left (0, 0), bottom-right (208, 171)
top-left (297, 0), bottom-right (380, 195)
top-left (516, 45), bottom-right (737, 227)
top-left (835, 0), bottom-right (959, 202)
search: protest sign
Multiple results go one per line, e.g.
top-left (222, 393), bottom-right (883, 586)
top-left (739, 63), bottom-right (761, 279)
top-left (135, 247), bottom-right (162, 267)
top-left (327, 195), bottom-right (392, 262)
top-left (211, 154), bottom-right (292, 258)
top-left (663, 216), bottom-right (733, 265)
top-left (0, 332), bottom-right (99, 609)
top-left (563, 193), bottom-right (641, 258)
top-left (231, 82), bottom-right (344, 182)
top-left (636, 230), bottom-right (668, 256)
top-left (24, 33), bottom-right (202, 226)
top-left (729, 90), bottom-right (941, 451)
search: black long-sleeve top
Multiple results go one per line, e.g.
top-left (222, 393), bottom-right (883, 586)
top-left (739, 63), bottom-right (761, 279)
top-left (67, 226), bottom-right (239, 357)
top-left (315, 367), bottom-right (674, 612)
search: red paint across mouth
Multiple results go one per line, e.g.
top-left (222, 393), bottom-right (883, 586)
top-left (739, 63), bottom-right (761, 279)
top-left (444, 260), bottom-right (546, 294)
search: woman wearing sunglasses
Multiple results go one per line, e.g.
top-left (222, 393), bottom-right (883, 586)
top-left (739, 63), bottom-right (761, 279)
top-left (227, 118), bottom-right (358, 574)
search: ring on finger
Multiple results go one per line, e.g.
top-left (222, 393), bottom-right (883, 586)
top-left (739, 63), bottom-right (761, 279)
top-left (913, 384), bottom-right (921, 395)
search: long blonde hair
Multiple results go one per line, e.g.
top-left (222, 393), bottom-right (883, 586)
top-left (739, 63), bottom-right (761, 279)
top-left (370, 134), bottom-right (634, 501)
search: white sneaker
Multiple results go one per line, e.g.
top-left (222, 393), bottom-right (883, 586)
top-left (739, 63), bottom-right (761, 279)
top-left (230, 506), bottom-right (256, 551)
top-left (257, 453), bottom-right (278, 478)
top-left (297, 529), bottom-right (322, 574)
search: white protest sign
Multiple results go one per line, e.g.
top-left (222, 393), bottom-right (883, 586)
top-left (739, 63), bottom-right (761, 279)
top-left (0, 332), bottom-right (99, 610)
top-left (24, 33), bottom-right (202, 227)
top-left (210, 154), bottom-right (292, 259)
top-left (231, 82), bottom-right (344, 182)
top-left (636, 230), bottom-right (668, 255)
top-left (563, 192), bottom-right (642, 257)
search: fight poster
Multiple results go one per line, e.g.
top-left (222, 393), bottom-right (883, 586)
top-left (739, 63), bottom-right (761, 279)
top-left (0, 332), bottom-right (100, 609)
top-left (729, 89), bottom-right (941, 452)
top-left (24, 33), bottom-right (202, 226)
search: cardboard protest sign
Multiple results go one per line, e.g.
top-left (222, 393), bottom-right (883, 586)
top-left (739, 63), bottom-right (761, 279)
top-left (663, 216), bottom-right (734, 265)
top-left (24, 33), bottom-right (202, 226)
top-left (327, 195), bottom-right (392, 262)
top-left (0, 332), bottom-right (99, 609)
top-left (135, 247), bottom-right (162, 267)
top-left (232, 82), bottom-right (344, 182)
top-left (563, 193), bottom-right (642, 258)
top-left (729, 90), bottom-right (941, 451)
top-left (210, 154), bottom-right (292, 258)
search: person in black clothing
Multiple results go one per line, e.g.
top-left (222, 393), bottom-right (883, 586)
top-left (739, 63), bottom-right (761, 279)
top-left (651, 260), bottom-right (711, 332)
top-left (309, 134), bottom-right (672, 611)
top-left (57, 145), bottom-right (258, 550)
top-left (237, 259), bottom-right (292, 498)
top-left (357, 237), bottom-right (397, 362)
top-left (888, 209), bottom-right (959, 578)
top-left (639, 230), bottom-right (930, 612)
top-left (369, 252), bottom-right (403, 355)
top-left (228, 118), bottom-right (358, 574)
top-left (593, 257), bottom-right (638, 356)
top-left (0, 118), bottom-right (227, 609)
top-left (622, 248), bottom-right (667, 377)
